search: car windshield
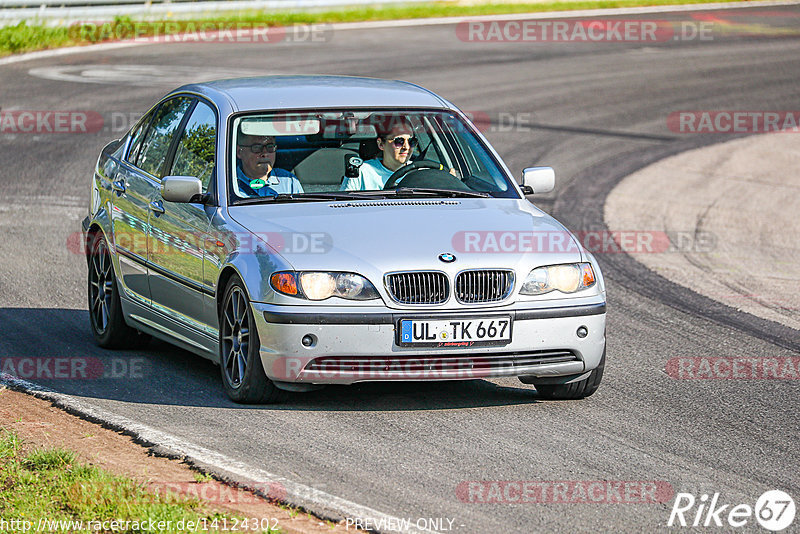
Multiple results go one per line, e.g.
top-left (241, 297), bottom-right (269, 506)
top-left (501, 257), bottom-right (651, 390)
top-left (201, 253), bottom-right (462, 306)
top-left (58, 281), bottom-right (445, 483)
top-left (229, 109), bottom-right (519, 203)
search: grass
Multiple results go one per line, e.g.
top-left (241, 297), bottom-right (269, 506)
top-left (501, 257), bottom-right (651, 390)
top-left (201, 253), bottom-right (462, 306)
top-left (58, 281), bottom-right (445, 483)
top-left (0, 0), bottom-right (756, 57)
top-left (0, 429), bottom-right (280, 533)
top-left (193, 471), bottom-right (214, 483)
top-left (0, 21), bottom-right (72, 56)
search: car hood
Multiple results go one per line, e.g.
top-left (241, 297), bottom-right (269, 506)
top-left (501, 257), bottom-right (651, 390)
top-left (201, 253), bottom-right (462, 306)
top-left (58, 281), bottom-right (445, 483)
top-left (227, 198), bottom-right (584, 273)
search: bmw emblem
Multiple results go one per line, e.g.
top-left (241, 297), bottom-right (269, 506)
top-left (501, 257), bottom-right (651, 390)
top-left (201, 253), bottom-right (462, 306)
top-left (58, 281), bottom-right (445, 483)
top-left (438, 253), bottom-right (456, 263)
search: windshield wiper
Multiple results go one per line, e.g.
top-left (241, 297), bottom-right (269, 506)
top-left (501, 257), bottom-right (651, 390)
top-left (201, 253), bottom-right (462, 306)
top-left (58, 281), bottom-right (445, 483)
top-left (234, 191), bottom-right (371, 205)
top-left (233, 188), bottom-right (490, 205)
top-left (390, 187), bottom-right (491, 198)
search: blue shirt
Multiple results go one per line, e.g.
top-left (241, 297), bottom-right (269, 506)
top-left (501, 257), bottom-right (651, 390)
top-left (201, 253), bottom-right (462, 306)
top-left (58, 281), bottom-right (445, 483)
top-left (340, 158), bottom-right (396, 191)
top-left (237, 164), bottom-right (304, 196)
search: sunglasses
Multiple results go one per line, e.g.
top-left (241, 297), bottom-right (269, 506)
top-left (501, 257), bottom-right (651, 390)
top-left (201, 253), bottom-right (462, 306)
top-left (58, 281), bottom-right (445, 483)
top-left (385, 136), bottom-right (418, 149)
top-left (239, 142), bottom-right (277, 154)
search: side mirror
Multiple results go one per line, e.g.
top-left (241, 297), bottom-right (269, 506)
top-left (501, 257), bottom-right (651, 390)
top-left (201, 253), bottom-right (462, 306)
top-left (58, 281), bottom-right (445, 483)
top-left (101, 138), bottom-right (122, 156)
top-left (161, 175), bottom-right (204, 203)
top-left (521, 167), bottom-right (555, 195)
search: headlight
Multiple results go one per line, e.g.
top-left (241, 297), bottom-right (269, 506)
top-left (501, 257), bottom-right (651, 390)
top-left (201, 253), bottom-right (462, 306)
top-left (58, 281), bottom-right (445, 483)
top-left (520, 263), bottom-right (596, 295)
top-left (271, 271), bottom-right (379, 301)
top-left (299, 272), bottom-right (337, 300)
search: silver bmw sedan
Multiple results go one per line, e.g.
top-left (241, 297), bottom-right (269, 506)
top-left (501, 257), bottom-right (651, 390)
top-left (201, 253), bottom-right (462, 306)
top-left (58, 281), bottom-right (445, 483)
top-left (83, 75), bottom-right (606, 403)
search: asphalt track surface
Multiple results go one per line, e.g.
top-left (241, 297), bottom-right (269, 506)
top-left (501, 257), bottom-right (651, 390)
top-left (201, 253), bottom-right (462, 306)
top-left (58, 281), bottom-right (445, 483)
top-left (1, 5), bottom-right (800, 532)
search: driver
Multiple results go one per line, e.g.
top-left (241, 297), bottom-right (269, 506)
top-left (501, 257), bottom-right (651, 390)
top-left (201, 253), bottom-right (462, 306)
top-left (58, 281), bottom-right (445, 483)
top-left (340, 116), bottom-right (416, 191)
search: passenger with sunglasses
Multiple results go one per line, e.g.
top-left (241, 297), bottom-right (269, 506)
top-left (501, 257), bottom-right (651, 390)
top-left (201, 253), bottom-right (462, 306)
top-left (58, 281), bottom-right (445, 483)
top-left (340, 117), bottom-right (417, 191)
top-left (236, 131), bottom-right (303, 196)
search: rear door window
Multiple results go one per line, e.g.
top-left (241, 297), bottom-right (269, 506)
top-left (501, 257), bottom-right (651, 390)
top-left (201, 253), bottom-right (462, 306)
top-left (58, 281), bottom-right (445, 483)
top-left (136, 97), bottom-right (193, 178)
top-left (170, 101), bottom-right (216, 192)
top-left (125, 111), bottom-right (154, 165)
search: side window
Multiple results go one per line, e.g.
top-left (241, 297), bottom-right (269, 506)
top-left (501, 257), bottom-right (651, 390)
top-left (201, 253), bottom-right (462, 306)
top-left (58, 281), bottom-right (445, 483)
top-left (136, 97), bottom-right (192, 178)
top-left (170, 101), bottom-right (216, 192)
top-left (125, 112), bottom-right (153, 165)
top-left (418, 117), bottom-right (449, 168)
top-left (428, 113), bottom-right (500, 190)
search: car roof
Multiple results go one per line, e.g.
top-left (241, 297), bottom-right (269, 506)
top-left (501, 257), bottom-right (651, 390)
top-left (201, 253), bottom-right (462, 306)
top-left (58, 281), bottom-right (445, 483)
top-left (174, 75), bottom-right (452, 112)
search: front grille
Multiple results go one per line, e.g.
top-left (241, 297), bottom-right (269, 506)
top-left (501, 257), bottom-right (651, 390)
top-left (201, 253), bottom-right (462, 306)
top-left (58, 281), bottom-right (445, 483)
top-left (455, 270), bottom-right (514, 304)
top-left (385, 271), bottom-right (449, 304)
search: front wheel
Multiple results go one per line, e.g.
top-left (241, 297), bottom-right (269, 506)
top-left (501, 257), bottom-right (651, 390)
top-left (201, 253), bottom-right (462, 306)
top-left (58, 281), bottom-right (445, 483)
top-left (522, 349), bottom-right (605, 400)
top-left (87, 232), bottom-right (150, 349)
top-left (219, 276), bottom-right (287, 404)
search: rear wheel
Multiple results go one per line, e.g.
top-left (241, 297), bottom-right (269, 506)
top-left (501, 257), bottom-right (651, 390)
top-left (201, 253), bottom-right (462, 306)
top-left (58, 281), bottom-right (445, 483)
top-left (87, 232), bottom-right (150, 349)
top-left (524, 349), bottom-right (605, 400)
top-left (219, 276), bottom-right (287, 404)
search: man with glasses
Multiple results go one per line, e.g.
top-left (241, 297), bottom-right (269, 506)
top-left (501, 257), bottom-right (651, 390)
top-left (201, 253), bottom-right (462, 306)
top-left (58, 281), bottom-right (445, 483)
top-left (236, 130), bottom-right (303, 196)
top-left (340, 116), bottom-right (417, 191)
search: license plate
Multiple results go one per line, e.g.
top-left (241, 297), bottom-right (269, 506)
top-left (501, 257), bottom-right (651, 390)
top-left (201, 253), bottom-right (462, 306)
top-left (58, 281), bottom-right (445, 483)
top-left (398, 316), bottom-right (512, 347)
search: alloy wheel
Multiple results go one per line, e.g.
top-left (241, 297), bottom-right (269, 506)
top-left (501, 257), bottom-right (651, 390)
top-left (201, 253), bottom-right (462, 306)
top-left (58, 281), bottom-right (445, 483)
top-left (222, 286), bottom-right (249, 388)
top-left (89, 239), bottom-right (113, 334)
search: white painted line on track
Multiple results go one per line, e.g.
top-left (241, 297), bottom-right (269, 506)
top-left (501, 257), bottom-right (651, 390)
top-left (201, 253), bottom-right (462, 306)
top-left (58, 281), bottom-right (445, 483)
top-left (1, 0), bottom-right (799, 66)
top-left (330, 0), bottom-right (800, 29)
top-left (0, 40), bottom-right (153, 66)
top-left (0, 374), bottom-right (435, 534)
top-left (26, 63), bottom-right (265, 86)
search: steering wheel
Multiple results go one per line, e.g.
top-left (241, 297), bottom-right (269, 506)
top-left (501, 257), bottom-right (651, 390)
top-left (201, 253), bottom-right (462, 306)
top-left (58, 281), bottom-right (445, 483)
top-left (383, 160), bottom-right (446, 189)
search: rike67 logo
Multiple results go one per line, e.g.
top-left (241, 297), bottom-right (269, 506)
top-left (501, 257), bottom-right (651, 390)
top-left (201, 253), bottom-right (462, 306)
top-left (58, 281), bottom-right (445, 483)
top-left (668, 490), bottom-right (795, 531)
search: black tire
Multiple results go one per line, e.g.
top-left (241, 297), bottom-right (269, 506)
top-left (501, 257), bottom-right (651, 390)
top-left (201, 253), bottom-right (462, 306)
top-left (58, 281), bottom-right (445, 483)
top-left (87, 232), bottom-right (150, 349)
top-left (530, 349), bottom-right (605, 400)
top-left (219, 276), bottom-right (287, 404)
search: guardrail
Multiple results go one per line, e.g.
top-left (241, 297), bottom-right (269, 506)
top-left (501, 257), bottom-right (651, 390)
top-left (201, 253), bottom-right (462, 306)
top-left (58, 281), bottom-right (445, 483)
top-left (0, 0), bottom-right (423, 26)
top-left (3, 0), bottom-right (182, 6)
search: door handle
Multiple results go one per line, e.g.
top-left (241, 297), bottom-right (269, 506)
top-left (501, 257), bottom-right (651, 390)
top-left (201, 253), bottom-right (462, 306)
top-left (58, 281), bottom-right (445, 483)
top-left (149, 200), bottom-right (165, 215)
top-left (111, 180), bottom-right (126, 194)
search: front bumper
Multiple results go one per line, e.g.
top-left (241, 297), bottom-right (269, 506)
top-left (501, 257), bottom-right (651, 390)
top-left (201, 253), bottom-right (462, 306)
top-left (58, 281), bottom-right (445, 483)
top-left (251, 301), bottom-right (606, 385)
